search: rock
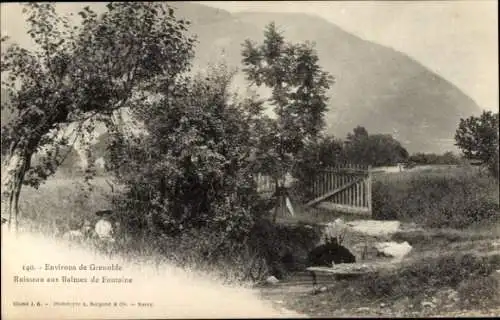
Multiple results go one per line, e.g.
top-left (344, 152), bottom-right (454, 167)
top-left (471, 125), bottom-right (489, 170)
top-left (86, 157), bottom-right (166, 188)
top-left (421, 301), bottom-right (436, 308)
top-left (322, 219), bottom-right (348, 242)
top-left (322, 219), bottom-right (402, 240)
top-left (319, 286), bottom-right (327, 292)
top-left (380, 302), bottom-right (386, 308)
top-left (346, 220), bottom-right (401, 237)
top-left (265, 276), bottom-right (279, 285)
top-left (374, 241), bottom-right (412, 260)
top-left (357, 307), bottom-right (370, 312)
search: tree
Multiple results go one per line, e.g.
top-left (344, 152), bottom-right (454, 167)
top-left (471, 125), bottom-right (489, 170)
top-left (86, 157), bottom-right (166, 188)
top-left (455, 111), bottom-right (499, 177)
top-left (241, 22), bottom-right (334, 220)
top-left (1, 2), bottom-right (195, 229)
top-left (344, 126), bottom-right (409, 167)
top-left (408, 152), bottom-right (462, 166)
top-left (107, 64), bottom-right (270, 251)
top-left (292, 135), bottom-right (346, 200)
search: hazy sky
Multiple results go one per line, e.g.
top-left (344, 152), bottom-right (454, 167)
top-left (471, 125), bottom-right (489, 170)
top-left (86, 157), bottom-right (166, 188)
top-left (200, 1), bottom-right (498, 112)
top-left (1, 1), bottom-right (498, 111)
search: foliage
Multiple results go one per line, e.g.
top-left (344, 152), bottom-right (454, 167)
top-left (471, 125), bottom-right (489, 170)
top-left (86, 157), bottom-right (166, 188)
top-left (344, 126), bottom-right (409, 167)
top-left (455, 111), bottom-right (499, 178)
top-left (108, 65), bottom-right (270, 240)
top-left (408, 152), bottom-right (463, 166)
top-left (349, 253), bottom-right (500, 302)
top-left (0, 2), bottom-right (195, 223)
top-left (292, 135), bottom-right (346, 200)
top-left (241, 22), bottom-right (334, 181)
top-left (372, 167), bottom-right (499, 228)
top-left (29, 144), bottom-right (83, 177)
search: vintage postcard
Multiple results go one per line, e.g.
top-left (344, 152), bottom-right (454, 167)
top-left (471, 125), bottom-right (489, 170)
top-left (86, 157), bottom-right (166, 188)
top-left (1, 1), bottom-right (499, 319)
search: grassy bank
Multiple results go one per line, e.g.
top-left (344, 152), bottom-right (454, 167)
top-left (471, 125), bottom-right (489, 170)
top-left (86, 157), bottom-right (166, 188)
top-left (9, 166), bottom-right (500, 317)
top-left (372, 165), bottom-right (499, 228)
top-left (271, 252), bottom-right (500, 317)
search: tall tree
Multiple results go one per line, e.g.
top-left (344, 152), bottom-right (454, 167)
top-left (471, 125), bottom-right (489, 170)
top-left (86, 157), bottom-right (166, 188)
top-left (241, 22), bottom-right (334, 219)
top-left (455, 111), bottom-right (499, 173)
top-left (1, 2), bottom-right (195, 229)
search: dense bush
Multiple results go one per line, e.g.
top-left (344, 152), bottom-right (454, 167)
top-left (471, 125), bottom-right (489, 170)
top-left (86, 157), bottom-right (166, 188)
top-left (372, 167), bottom-right (499, 228)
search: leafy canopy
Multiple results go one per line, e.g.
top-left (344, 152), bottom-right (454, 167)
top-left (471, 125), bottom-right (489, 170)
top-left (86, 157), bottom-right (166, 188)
top-left (241, 22), bottom-right (334, 179)
top-left (1, 2), bottom-right (195, 188)
top-left (455, 111), bottom-right (499, 164)
top-left (109, 64), bottom-right (271, 238)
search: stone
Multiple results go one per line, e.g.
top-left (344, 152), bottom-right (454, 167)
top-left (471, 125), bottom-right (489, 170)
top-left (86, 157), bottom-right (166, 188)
top-left (322, 219), bottom-right (348, 242)
top-left (374, 241), bottom-right (412, 261)
top-left (265, 276), bottom-right (279, 285)
top-left (346, 220), bottom-right (401, 237)
top-left (421, 301), bottom-right (436, 308)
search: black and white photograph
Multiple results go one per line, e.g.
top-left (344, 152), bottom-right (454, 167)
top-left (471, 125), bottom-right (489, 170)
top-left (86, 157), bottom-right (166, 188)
top-left (1, 1), bottom-right (499, 318)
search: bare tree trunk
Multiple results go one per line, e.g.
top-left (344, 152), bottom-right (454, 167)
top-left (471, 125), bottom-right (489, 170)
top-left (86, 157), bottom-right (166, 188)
top-left (1, 147), bottom-right (28, 232)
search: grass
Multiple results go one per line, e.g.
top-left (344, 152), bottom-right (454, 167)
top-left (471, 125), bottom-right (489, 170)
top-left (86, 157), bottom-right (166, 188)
top-left (271, 252), bottom-right (500, 317)
top-left (354, 253), bottom-right (499, 301)
top-left (14, 175), bottom-right (113, 235)
top-left (8, 164), bottom-right (500, 317)
top-left (371, 165), bottom-right (499, 228)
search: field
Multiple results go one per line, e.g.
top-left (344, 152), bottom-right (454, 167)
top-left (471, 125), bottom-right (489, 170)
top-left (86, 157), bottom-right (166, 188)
top-left (7, 165), bottom-right (500, 317)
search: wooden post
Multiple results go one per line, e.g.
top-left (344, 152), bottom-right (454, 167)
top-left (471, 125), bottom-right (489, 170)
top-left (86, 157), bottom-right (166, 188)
top-left (273, 178), bottom-right (279, 223)
top-left (367, 165), bottom-right (373, 216)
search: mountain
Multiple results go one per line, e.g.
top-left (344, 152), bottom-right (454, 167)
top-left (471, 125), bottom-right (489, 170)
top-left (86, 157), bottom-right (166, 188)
top-left (1, 2), bottom-right (482, 154)
top-left (172, 2), bottom-right (481, 153)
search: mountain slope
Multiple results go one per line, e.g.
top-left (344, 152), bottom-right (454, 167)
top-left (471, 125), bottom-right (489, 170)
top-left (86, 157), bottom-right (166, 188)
top-left (173, 4), bottom-right (481, 153)
top-left (1, 2), bottom-right (482, 154)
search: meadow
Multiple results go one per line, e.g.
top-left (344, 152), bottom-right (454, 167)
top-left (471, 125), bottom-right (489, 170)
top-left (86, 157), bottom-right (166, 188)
top-left (371, 164), bottom-right (499, 228)
top-left (10, 164), bottom-right (500, 317)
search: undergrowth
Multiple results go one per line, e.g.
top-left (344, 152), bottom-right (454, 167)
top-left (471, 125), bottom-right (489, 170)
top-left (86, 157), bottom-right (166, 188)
top-left (372, 166), bottom-right (499, 228)
top-left (339, 253), bottom-right (500, 308)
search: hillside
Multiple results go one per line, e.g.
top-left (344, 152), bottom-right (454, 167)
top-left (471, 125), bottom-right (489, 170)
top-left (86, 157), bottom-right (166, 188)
top-left (1, 2), bottom-right (483, 154)
top-left (172, 3), bottom-right (481, 153)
